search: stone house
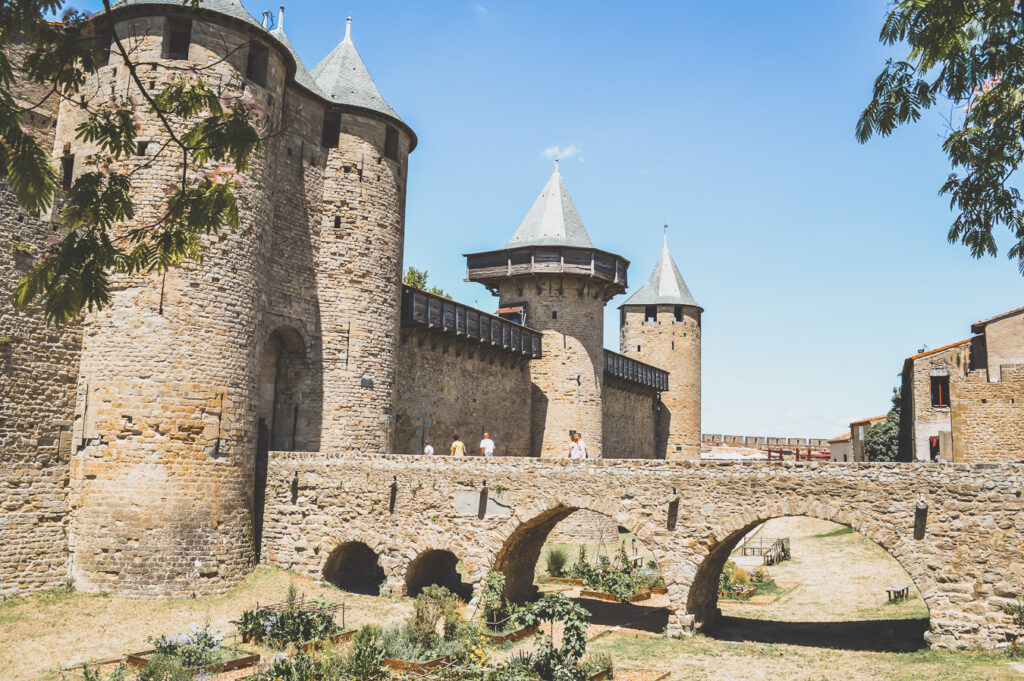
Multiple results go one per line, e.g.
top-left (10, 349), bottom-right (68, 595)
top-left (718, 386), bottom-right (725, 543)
top-left (828, 431), bottom-right (852, 462)
top-left (850, 414), bottom-right (888, 462)
top-left (900, 305), bottom-right (1024, 462)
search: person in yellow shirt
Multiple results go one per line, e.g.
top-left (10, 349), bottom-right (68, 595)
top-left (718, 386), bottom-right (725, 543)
top-left (450, 434), bottom-right (466, 457)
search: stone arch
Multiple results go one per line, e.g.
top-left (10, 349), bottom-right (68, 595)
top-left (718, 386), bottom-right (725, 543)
top-left (322, 541), bottom-right (386, 595)
top-left (405, 549), bottom-right (473, 601)
top-left (683, 509), bottom-right (933, 637)
top-left (489, 498), bottom-right (671, 604)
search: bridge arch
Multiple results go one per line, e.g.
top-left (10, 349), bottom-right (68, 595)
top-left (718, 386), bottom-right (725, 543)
top-left (322, 541), bottom-right (386, 595)
top-left (405, 548), bottom-right (473, 600)
top-left (683, 506), bottom-right (933, 640)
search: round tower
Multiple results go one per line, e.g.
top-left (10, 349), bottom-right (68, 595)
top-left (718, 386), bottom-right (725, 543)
top-left (65, 0), bottom-right (289, 595)
top-left (466, 168), bottom-right (628, 457)
top-left (619, 235), bottom-right (702, 459)
top-left (311, 17), bottom-right (416, 454)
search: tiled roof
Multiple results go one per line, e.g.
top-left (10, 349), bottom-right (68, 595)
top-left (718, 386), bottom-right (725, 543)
top-left (908, 338), bottom-right (971, 361)
top-left (620, 237), bottom-right (700, 309)
top-left (850, 415), bottom-right (888, 426)
top-left (270, 26), bottom-right (324, 97)
top-left (971, 305), bottom-right (1024, 334)
top-left (311, 17), bottom-right (402, 122)
top-left (111, 0), bottom-right (262, 28)
top-left (828, 432), bottom-right (852, 443)
top-left (503, 169), bottom-right (594, 249)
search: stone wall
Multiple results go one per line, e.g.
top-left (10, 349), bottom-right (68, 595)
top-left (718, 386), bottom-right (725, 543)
top-left (981, 310), bottom-right (1024, 382)
top-left (901, 343), bottom-right (970, 461)
top-left (546, 509), bottom-right (620, 545)
top-left (394, 337), bottom-right (533, 456)
top-left (0, 40), bottom-right (80, 596)
top-left (620, 304), bottom-right (701, 458)
top-left (601, 382), bottom-right (661, 458)
top-left (951, 365), bottom-right (1024, 463)
top-left (263, 454), bottom-right (1024, 648)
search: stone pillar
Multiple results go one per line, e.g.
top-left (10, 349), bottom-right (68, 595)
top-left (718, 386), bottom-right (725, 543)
top-left (500, 276), bottom-right (606, 458)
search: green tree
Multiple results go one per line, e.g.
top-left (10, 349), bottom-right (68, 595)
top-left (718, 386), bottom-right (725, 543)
top-left (857, 1), bottom-right (1024, 273)
top-left (865, 384), bottom-right (902, 462)
top-left (402, 265), bottom-right (451, 299)
top-left (3, 1), bottom-right (262, 324)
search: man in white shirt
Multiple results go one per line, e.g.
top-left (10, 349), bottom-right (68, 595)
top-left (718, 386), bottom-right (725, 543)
top-left (423, 441), bottom-right (434, 456)
top-left (480, 432), bottom-right (495, 457)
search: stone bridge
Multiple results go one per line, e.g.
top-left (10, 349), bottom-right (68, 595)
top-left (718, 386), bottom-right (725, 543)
top-left (261, 454), bottom-right (1024, 648)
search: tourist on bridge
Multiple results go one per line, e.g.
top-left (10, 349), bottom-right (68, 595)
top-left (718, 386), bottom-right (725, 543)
top-left (423, 440), bottom-right (434, 456)
top-left (569, 431), bottom-right (588, 459)
top-left (480, 432), bottom-right (495, 457)
top-left (450, 434), bottom-right (466, 457)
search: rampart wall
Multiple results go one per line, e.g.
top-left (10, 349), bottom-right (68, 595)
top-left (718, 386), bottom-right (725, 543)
top-left (952, 365), bottom-right (1024, 463)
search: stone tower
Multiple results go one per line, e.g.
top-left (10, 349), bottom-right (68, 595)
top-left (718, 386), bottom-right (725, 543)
top-left (466, 168), bottom-right (628, 457)
top-left (60, 0), bottom-right (414, 596)
top-left (619, 236), bottom-right (702, 459)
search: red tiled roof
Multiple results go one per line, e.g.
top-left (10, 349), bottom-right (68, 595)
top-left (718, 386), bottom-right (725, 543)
top-left (850, 415), bottom-right (888, 426)
top-left (908, 338), bottom-right (971, 361)
top-left (828, 432), bottom-right (852, 443)
top-left (495, 305), bottom-right (523, 315)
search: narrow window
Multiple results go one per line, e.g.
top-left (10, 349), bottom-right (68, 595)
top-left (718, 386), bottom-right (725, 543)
top-left (551, 310), bottom-right (557, 320)
top-left (333, 216), bottom-right (341, 229)
top-left (61, 155), bottom-right (74, 191)
top-left (246, 42), bottom-right (269, 86)
top-left (384, 125), bottom-right (399, 160)
top-left (135, 141), bottom-right (149, 156)
top-left (637, 344), bottom-right (641, 352)
top-left (930, 375), bottom-right (950, 408)
top-left (644, 305), bottom-right (656, 322)
top-left (674, 305), bottom-right (683, 322)
top-left (321, 112), bottom-right (341, 148)
top-left (671, 340), bottom-right (675, 350)
top-left (163, 17), bottom-right (193, 60)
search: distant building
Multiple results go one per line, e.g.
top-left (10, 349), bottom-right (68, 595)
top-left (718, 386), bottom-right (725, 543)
top-left (900, 305), bottom-right (1024, 462)
top-left (828, 432), bottom-right (852, 462)
top-left (850, 415), bottom-right (888, 462)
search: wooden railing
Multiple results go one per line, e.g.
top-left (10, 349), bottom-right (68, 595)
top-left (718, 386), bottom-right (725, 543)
top-left (401, 286), bottom-right (542, 359)
top-left (603, 349), bottom-right (669, 392)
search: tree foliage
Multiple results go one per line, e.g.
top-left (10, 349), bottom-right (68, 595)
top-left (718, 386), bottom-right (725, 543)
top-left (2, 0), bottom-right (263, 324)
top-left (403, 265), bottom-right (452, 299)
top-left (865, 384), bottom-right (902, 462)
top-left (857, 0), bottom-right (1024, 273)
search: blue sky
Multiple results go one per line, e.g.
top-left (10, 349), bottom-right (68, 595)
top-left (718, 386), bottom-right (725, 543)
top-left (78, 1), bottom-right (1024, 438)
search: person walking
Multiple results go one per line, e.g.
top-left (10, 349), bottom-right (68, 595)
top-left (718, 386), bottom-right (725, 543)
top-left (423, 440), bottom-right (434, 456)
top-left (450, 434), bottom-right (466, 457)
top-left (568, 431), bottom-right (588, 460)
top-left (479, 432), bottom-right (495, 458)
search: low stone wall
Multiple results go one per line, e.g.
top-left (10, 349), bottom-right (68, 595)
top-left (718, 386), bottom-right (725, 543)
top-left (262, 454), bottom-right (1024, 648)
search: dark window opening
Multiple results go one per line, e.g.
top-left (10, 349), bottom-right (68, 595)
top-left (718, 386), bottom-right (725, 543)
top-left (322, 112), bottom-right (341, 148)
top-left (644, 305), bottom-right (657, 322)
top-left (637, 344), bottom-right (641, 352)
top-left (930, 375), bottom-right (950, 408)
top-left (163, 17), bottom-right (192, 60)
top-left (246, 42), bottom-right (269, 86)
top-left (61, 155), bottom-right (74, 191)
top-left (551, 310), bottom-right (558, 320)
top-left (674, 305), bottom-right (683, 322)
top-left (135, 141), bottom-right (149, 156)
top-left (384, 125), bottom-right (399, 160)
top-left (671, 340), bottom-right (675, 350)
top-left (333, 216), bottom-right (341, 230)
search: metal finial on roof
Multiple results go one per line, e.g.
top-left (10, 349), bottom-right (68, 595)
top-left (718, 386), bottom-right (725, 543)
top-left (554, 158), bottom-right (559, 173)
top-left (663, 224), bottom-right (668, 249)
top-left (278, 5), bottom-right (284, 32)
top-left (261, 9), bottom-right (271, 28)
top-left (345, 15), bottom-right (352, 41)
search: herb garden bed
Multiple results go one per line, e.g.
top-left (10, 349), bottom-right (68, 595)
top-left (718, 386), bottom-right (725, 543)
top-left (124, 649), bottom-right (261, 675)
top-left (719, 581), bottom-right (799, 605)
top-left (384, 655), bottom-right (453, 673)
top-left (545, 576), bottom-right (584, 586)
top-left (294, 629), bottom-right (356, 652)
top-left (580, 589), bottom-right (652, 603)
top-left (479, 624), bottom-right (539, 643)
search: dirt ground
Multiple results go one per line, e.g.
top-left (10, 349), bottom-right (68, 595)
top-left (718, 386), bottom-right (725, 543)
top-left (1, 517), bottom-right (1020, 681)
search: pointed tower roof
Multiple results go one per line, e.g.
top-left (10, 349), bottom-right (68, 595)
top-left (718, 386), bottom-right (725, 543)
top-left (269, 7), bottom-right (324, 97)
top-left (621, 237), bottom-right (701, 309)
top-left (111, 0), bottom-right (262, 28)
top-left (504, 167), bottom-right (594, 249)
top-left (312, 17), bottom-right (402, 122)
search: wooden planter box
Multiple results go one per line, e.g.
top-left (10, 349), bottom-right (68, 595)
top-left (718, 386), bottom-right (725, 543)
top-left (650, 586), bottom-right (668, 595)
top-left (580, 589), bottom-right (652, 603)
top-left (295, 629), bottom-right (356, 653)
top-left (587, 668), bottom-right (612, 681)
top-left (480, 624), bottom-right (538, 643)
top-left (545, 576), bottom-right (584, 585)
top-left (125, 650), bottom-right (261, 675)
top-left (384, 655), bottom-right (452, 673)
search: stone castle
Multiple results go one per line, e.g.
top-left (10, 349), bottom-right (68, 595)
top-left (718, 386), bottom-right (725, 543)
top-left (1, 1), bottom-right (702, 597)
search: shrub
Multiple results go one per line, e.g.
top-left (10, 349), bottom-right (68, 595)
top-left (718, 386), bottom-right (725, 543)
top-left (231, 588), bottom-right (340, 647)
top-left (732, 566), bottom-right (750, 587)
top-left (346, 625), bottom-right (388, 680)
top-left (149, 624), bottom-right (222, 668)
top-left (78, 662), bottom-right (129, 681)
top-left (1005, 598), bottom-right (1024, 626)
top-left (411, 585), bottom-right (458, 648)
top-left (481, 570), bottom-right (510, 629)
top-left (718, 561), bottom-right (736, 595)
top-left (750, 567), bottom-right (771, 584)
top-left (582, 651), bottom-right (614, 678)
top-left (135, 656), bottom-right (192, 681)
top-left (545, 547), bottom-right (569, 577)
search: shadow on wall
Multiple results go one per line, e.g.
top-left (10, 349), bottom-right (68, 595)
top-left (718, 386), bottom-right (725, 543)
top-left (322, 541), bottom-right (386, 595)
top-left (706, 615), bottom-right (929, 652)
top-left (529, 383), bottom-right (547, 458)
top-left (406, 549), bottom-right (473, 601)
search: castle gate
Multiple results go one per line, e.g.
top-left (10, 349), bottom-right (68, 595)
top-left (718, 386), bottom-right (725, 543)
top-left (261, 454), bottom-right (1024, 649)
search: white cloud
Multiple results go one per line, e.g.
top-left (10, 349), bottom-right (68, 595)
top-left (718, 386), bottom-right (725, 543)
top-left (542, 144), bottom-right (581, 161)
top-left (474, 4), bottom-right (487, 14)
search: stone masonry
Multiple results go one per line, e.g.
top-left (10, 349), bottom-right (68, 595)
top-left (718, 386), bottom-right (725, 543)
top-left (263, 453), bottom-right (1024, 649)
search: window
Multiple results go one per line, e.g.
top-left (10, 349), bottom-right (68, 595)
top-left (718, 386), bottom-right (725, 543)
top-left (674, 305), bottom-right (683, 322)
top-left (384, 125), bottom-right (399, 160)
top-left (246, 42), bottom-right (269, 86)
top-left (930, 375), bottom-right (950, 408)
top-left (644, 305), bottom-right (657, 322)
top-left (163, 17), bottom-right (192, 60)
top-left (551, 310), bottom-right (557, 320)
top-left (135, 141), bottom-right (149, 156)
top-left (333, 216), bottom-right (341, 229)
top-left (322, 112), bottom-right (341, 148)
top-left (61, 155), bottom-right (74, 191)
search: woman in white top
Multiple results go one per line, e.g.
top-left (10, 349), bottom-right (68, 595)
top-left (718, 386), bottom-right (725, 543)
top-left (568, 432), bottom-right (588, 459)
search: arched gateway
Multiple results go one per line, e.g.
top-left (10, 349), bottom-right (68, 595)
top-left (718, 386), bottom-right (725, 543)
top-left (261, 454), bottom-right (1024, 649)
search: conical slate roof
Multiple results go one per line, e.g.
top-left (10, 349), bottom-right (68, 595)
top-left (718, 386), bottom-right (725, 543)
top-left (621, 238), bottom-right (700, 309)
top-left (111, 0), bottom-right (262, 28)
top-left (312, 18), bottom-right (401, 121)
top-left (269, 9), bottom-right (324, 97)
top-left (504, 169), bottom-right (594, 249)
